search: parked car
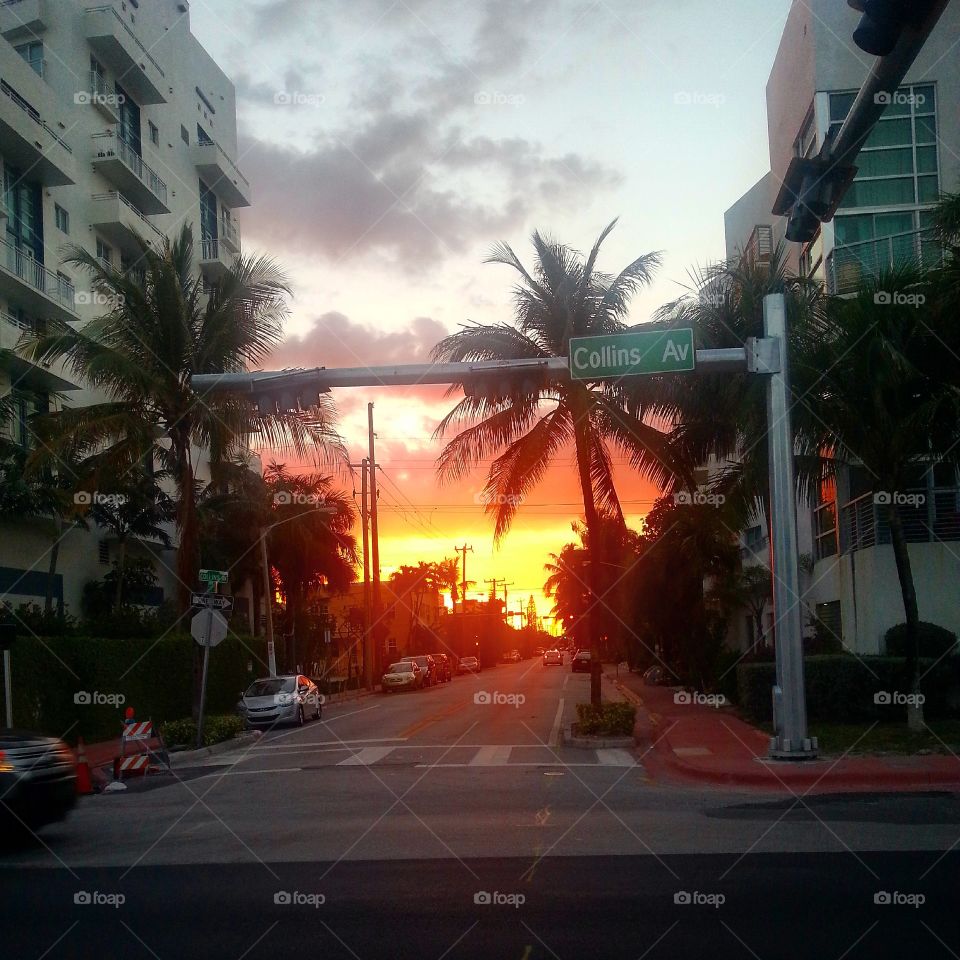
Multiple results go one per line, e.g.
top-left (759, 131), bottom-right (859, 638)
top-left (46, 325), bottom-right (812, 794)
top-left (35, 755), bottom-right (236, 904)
top-left (571, 650), bottom-right (592, 673)
top-left (542, 648), bottom-right (563, 666)
top-left (430, 653), bottom-right (453, 682)
top-left (458, 656), bottom-right (481, 674)
top-left (0, 729), bottom-right (76, 833)
top-left (238, 674), bottom-right (322, 728)
top-left (381, 661), bottom-right (423, 692)
top-left (502, 649), bottom-right (522, 663)
top-left (534, 647), bottom-right (545, 657)
top-left (401, 655), bottom-right (438, 686)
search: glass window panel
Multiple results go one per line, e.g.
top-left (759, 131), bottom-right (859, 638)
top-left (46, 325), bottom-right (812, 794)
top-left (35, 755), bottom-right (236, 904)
top-left (864, 117), bottom-right (912, 147)
top-left (918, 175), bottom-right (939, 203)
top-left (841, 177), bottom-right (915, 208)
top-left (830, 92), bottom-right (856, 122)
top-left (916, 145), bottom-right (938, 173)
top-left (874, 212), bottom-right (914, 237)
top-left (881, 94), bottom-right (911, 117)
top-left (857, 147), bottom-right (913, 177)
top-left (834, 215), bottom-right (872, 245)
top-left (915, 115), bottom-right (937, 144)
top-left (913, 86), bottom-right (935, 113)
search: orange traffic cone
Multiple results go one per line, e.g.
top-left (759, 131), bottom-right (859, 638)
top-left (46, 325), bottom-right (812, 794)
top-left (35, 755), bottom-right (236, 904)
top-left (75, 737), bottom-right (94, 795)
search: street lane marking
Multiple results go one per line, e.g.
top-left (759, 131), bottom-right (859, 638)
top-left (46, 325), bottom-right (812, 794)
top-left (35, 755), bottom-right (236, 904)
top-left (193, 767), bottom-right (302, 779)
top-left (469, 746), bottom-right (512, 766)
top-left (337, 746), bottom-right (397, 766)
top-left (550, 698), bottom-right (564, 746)
top-left (253, 738), bottom-right (408, 750)
top-left (595, 748), bottom-right (636, 766)
top-left (397, 700), bottom-right (468, 739)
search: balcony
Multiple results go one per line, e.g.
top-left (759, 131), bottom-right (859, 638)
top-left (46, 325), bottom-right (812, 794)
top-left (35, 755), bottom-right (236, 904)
top-left (0, 81), bottom-right (75, 186)
top-left (219, 217), bottom-right (240, 254)
top-left (826, 228), bottom-right (943, 296)
top-left (91, 192), bottom-right (166, 256)
top-left (0, 235), bottom-right (77, 323)
top-left (192, 139), bottom-right (252, 208)
top-left (84, 4), bottom-right (166, 105)
top-left (198, 238), bottom-right (233, 280)
top-left (0, 0), bottom-right (47, 41)
top-left (91, 132), bottom-right (169, 214)
top-left (86, 70), bottom-right (120, 122)
top-left (742, 224), bottom-right (773, 268)
top-left (0, 310), bottom-right (79, 392)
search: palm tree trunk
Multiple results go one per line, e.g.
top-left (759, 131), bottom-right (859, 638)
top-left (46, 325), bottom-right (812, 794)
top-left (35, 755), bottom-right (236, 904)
top-left (173, 436), bottom-right (203, 719)
top-left (570, 390), bottom-right (602, 707)
top-left (44, 516), bottom-right (62, 617)
top-left (887, 501), bottom-right (923, 731)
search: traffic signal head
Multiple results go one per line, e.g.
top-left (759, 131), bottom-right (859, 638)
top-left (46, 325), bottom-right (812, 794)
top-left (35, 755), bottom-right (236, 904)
top-left (848, 0), bottom-right (911, 56)
top-left (462, 369), bottom-right (552, 401)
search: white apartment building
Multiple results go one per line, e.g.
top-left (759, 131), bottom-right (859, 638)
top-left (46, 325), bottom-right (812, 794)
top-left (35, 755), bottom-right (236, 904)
top-left (722, 0), bottom-right (960, 655)
top-left (0, 0), bottom-right (250, 616)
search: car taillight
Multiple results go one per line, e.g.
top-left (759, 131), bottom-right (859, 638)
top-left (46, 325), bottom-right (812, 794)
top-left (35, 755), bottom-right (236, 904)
top-left (0, 751), bottom-right (13, 773)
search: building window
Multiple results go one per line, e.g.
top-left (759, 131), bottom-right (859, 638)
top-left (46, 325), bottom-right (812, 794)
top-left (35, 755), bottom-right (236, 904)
top-left (180, 124), bottom-right (189, 145)
top-left (54, 204), bottom-right (69, 234)
top-left (199, 179), bottom-right (218, 242)
top-left (793, 106), bottom-right (816, 159)
top-left (14, 41), bottom-right (44, 77)
top-left (148, 120), bottom-right (159, 146)
top-left (116, 84), bottom-right (141, 156)
top-left (197, 124), bottom-right (213, 146)
top-left (96, 237), bottom-right (112, 267)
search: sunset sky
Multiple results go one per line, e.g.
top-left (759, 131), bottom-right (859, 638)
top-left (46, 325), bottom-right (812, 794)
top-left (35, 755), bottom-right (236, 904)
top-left (189, 0), bottom-right (794, 622)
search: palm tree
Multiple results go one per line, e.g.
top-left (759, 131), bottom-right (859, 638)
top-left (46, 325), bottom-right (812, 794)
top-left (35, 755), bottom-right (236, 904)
top-left (793, 266), bottom-right (960, 730)
top-left (21, 225), bottom-right (345, 615)
top-left (432, 221), bottom-right (673, 704)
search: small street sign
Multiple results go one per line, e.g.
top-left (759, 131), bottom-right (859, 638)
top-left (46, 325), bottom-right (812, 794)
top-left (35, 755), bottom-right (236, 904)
top-left (199, 569), bottom-right (229, 584)
top-left (568, 329), bottom-right (696, 380)
top-left (191, 610), bottom-right (228, 648)
top-left (190, 593), bottom-right (233, 611)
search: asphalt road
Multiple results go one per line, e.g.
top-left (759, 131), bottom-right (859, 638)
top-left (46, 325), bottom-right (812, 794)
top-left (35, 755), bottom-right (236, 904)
top-left (2, 659), bottom-right (958, 957)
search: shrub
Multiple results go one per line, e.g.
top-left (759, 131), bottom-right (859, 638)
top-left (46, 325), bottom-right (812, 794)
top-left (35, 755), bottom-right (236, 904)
top-left (160, 717), bottom-right (197, 747)
top-left (160, 714), bottom-right (244, 748)
top-left (884, 622), bottom-right (957, 659)
top-left (575, 701), bottom-right (636, 737)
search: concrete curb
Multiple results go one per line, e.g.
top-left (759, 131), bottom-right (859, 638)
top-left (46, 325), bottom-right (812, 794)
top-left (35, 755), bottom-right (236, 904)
top-left (168, 730), bottom-right (262, 768)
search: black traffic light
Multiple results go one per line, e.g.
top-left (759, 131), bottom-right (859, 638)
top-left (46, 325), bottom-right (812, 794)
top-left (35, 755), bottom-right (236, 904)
top-left (847, 0), bottom-right (922, 56)
top-left (463, 369), bottom-right (552, 401)
top-left (253, 378), bottom-right (328, 415)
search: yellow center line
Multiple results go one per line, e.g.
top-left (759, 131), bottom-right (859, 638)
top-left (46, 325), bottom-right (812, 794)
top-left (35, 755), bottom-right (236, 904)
top-left (396, 700), bottom-right (470, 740)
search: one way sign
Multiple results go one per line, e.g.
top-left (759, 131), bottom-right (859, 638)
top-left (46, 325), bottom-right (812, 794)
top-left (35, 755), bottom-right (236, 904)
top-left (191, 593), bottom-right (233, 611)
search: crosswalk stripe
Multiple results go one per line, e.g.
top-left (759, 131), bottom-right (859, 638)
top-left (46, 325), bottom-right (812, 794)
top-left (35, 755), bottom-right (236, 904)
top-left (469, 745), bottom-right (512, 766)
top-left (595, 748), bottom-right (636, 766)
top-left (337, 746), bottom-right (396, 766)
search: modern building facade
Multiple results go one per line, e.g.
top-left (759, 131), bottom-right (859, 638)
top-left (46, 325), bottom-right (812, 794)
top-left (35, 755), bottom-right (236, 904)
top-left (0, 0), bottom-right (250, 615)
top-left (723, 0), bottom-right (960, 654)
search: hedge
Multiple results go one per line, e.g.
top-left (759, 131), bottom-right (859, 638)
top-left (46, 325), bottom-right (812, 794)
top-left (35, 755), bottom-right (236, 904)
top-left (737, 654), bottom-right (959, 724)
top-left (0, 633), bottom-right (267, 743)
top-left (576, 702), bottom-right (636, 736)
top-left (884, 621), bottom-right (957, 659)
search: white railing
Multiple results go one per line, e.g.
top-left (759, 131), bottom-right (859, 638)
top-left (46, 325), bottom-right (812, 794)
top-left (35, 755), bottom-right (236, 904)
top-left (0, 81), bottom-right (72, 153)
top-left (220, 218), bottom-right (239, 248)
top-left (85, 5), bottom-right (165, 78)
top-left (92, 191), bottom-right (165, 243)
top-left (200, 239), bottom-right (222, 261)
top-left (91, 131), bottom-right (168, 206)
top-left (827, 228), bottom-right (943, 295)
top-left (0, 234), bottom-right (75, 309)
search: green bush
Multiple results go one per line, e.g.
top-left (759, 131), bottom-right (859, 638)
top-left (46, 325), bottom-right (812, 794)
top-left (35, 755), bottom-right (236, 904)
top-left (160, 717), bottom-right (197, 747)
top-left (160, 714), bottom-right (244, 748)
top-left (576, 701), bottom-right (636, 737)
top-left (737, 655), bottom-right (958, 724)
top-left (884, 622), bottom-right (957, 659)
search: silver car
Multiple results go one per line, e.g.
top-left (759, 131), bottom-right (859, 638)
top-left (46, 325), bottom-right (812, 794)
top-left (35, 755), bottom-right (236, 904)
top-left (238, 675), bottom-right (322, 728)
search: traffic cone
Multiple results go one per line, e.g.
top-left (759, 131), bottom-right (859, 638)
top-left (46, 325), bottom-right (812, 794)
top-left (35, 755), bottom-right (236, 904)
top-left (75, 737), bottom-right (94, 795)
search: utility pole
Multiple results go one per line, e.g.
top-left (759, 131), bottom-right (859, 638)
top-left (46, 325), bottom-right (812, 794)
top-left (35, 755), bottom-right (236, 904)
top-left (259, 529), bottom-right (277, 677)
top-left (484, 578), bottom-right (513, 620)
top-left (356, 458), bottom-right (371, 689)
top-left (368, 403), bottom-right (382, 682)
top-left (456, 544), bottom-right (473, 613)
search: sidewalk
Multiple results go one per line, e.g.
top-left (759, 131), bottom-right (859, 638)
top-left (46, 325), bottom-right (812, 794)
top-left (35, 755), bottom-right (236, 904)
top-left (606, 665), bottom-right (960, 793)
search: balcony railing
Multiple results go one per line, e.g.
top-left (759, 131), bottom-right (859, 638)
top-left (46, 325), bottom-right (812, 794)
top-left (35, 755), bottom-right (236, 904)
top-left (839, 488), bottom-right (960, 554)
top-left (199, 137), bottom-right (250, 191)
top-left (826, 228), bottom-right (943, 295)
top-left (0, 80), bottom-right (72, 153)
top-left (0, 234), bottom-right (75, 308)
top-left (200, 239), bottom-right (222, 261)
top-left (219, 217), bottom-right (240, 249)
top-left (85, 5), bottom-right (164, 78)
top-left (92, 191), bottom-right (166, 244)
top-left (92, 131), bottom-right (168, 207)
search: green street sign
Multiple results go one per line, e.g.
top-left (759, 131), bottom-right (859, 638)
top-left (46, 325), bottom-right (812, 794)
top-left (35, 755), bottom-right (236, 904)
top-left (199, 569), bottom-right (229, 584)
top-left (568, 329), bottom-right (696, 380)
